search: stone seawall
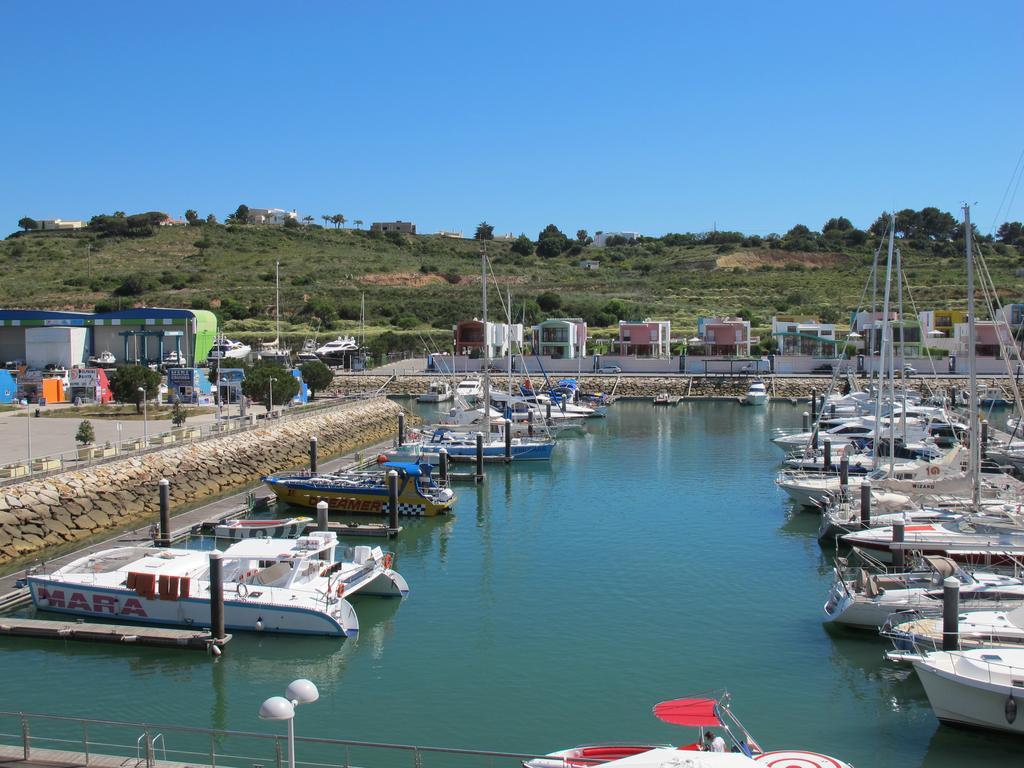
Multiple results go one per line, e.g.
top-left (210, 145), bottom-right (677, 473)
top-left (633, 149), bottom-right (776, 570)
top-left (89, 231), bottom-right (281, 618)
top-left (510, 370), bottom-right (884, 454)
top-left (0, 397), bottom-right (404, 567)
top-left (327, 374), bottom-right (1004, 400)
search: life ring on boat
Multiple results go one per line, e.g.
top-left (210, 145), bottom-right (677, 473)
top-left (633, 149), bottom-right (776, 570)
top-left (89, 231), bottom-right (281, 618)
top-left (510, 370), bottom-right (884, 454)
top-left (237, 583), bottom-right (248, 599)
top-left (927, 465), bottom-right (940, 477)
top-left (383, 553), bottom-right (393, 570)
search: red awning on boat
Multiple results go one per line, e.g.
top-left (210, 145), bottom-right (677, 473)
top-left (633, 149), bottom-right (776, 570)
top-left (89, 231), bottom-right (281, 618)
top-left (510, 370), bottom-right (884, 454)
top-left (652, 698), bottom-right (721, 727)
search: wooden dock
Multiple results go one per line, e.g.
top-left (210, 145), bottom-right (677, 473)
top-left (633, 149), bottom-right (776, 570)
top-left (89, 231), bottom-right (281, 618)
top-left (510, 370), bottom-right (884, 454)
top-left (0, 617), bottom-right (230, 651)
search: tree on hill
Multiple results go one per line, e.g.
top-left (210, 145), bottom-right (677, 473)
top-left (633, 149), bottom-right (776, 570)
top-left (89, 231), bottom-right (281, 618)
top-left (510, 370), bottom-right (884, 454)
top-left (475, 221), bottom-right (495, 240)
top-left (321, 215), bottom-right (330, 227)
top-left (185, 209), bottom-right (199, 224)
top-left (537, 291), bottom-right (562, 311)
top-left (536, 224), bottom-right (569, 258)
top-left (822, 216), bottom-right (853, 232)
top-left (354, 219), bottom-right (363, 229)
top-left (227, 204), bottom-right (250, 224)
top-left (997, 221), bottom-right (1023, 245)
top-left (109, 365), bottom-right (161, 413)
top-left (18, 217), bottom-right (38, 231)
top-left (576, 229), bottom-right (591, 245)
top-left (242, 361), bottom-right (299, 411)
top-left (300, 360), bottom-right (333, 400)
top-left (205, 213), bottom-right (217, 225)
top-left (302, 215), bottom-right (314, 226)
top-left (331, 214), bottom-right (346, 229)
top-left (510, 234), bottom-right (534, 256)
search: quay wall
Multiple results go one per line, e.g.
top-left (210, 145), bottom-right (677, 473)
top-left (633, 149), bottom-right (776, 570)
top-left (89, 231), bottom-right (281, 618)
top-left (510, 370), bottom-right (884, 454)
top-left (327, 374), bottom-right (1004, 400)
top-left (0, 397), bottom-right (404, 566)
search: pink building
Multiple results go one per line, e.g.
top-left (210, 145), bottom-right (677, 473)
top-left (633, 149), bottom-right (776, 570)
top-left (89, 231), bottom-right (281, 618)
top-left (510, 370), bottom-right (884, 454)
top-left (617, 319), bottom-right (671, 357)
top-left (697, 316), bottom-right (753, 356)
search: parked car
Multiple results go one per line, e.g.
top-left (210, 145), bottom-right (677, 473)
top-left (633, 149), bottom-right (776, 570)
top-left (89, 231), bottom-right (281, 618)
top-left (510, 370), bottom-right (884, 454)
top-left (811, 363), bottom-right (835, 374)
top-left (903, 364), bottom-right (917, 377)
top-left (597, 364), bottom-right (622, 374)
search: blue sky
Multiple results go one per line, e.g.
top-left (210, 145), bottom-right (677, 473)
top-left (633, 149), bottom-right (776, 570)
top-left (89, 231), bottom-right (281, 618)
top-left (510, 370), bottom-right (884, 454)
top-left (2, 1), bottom-right (1022, 237)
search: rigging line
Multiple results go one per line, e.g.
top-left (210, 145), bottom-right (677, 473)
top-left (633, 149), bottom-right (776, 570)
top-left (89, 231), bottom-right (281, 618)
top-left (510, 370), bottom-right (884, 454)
top-left (897, 268), bottom-right (938, 396)
top-left (989, 146), bottom-right (1024, 235)
top-left (975, 244), bottom-right (1024, 417)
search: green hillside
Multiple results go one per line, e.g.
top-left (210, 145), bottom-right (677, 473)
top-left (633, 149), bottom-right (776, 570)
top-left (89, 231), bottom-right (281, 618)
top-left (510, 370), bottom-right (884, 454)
top-left (2, 220), bottom-right (1022, 356)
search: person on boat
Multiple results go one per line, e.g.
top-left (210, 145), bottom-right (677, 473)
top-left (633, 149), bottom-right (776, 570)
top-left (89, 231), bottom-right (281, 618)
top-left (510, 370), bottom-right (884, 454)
top-left (703, 731), bottom-right (726, 752)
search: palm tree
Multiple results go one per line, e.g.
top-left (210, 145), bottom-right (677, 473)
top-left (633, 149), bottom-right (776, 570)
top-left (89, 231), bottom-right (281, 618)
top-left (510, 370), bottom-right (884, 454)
top-left (335, 214), bottom-right (346, 229)
top-left (302, 215), bottom-right (314, 226)
top-left (322, 215), bottom-right (330, 227)
top-left (354, 219), bottom-right (363, 230)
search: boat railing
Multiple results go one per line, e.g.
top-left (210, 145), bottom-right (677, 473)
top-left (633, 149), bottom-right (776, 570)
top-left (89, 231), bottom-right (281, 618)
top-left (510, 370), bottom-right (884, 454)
top-left (0, 392), bottom-right (384, 488)
top-left (948, 650), bottom-right (1020, 685)
top-left (0, 710), bottom-right (567, 768)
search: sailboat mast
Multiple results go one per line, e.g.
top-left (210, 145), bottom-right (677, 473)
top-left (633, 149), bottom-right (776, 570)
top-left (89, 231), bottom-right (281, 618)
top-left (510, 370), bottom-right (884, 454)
top-left (965, 204), bottom-right (980, 508)
top-left (275, 260), bottom-right (280, 345)
top-left (873, 213), bottom-right (896, 460)
top-left (481, 247), bottom-right (490, 437)
top-left (896, 248), bottom-right (906, 448)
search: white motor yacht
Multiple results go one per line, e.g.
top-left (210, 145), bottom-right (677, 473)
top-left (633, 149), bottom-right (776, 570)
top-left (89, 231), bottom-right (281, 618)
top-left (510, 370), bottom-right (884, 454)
top-left (316, 336), bottom-right (359, 358)
top-left (744, 379), bottom-right (769, 406)
top-left (455, 379), bottom-right (482, 404)
top-left (417, 380), bottom-right (453, 403)
top-left (87, 351), bottom-right (116, 368)
top-left (27, 532), bottom-right (408, 638)
top-left (208, 338), bottom-right (252, 361)
top-left (909, 647), bottom-right (1024, 734)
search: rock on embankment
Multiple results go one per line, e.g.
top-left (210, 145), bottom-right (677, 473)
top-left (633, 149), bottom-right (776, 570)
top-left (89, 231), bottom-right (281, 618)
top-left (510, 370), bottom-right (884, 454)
top-left (0, 397), bottom-right (404, 567)
top-left (325, 373), bottom-right (999, 400)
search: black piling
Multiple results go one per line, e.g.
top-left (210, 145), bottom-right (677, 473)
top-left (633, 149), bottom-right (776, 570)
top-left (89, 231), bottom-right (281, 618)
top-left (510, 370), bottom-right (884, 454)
top-left (942, 577), bottom-right (960, 651)
top-left (823, 440), bottom-right (832, 472)
top-left (309, 437), bottom-right (318, 473)
top-left (209, 552), bottom-right (225, 642)
top-left (504, 419), bottom-right (512, 463)
top-left (859, 480), bottom-right (871, 526)
top-left (317, 500), bottom-right (328, 532)
top-left (158, 478), bottom-right (171, 548)
top-left (475, 432), bottom-right (485, 482)
top-left (439, 448), bottom-right (449, 484)
top-left (387, 470), bottom-right (399, 530)
top-left (981, 419), bottom-right (989, 460)
top-left (811, 388), bottom-right (818, 422)
top-left (527, 410), bottom-right (535, 437)
top-left (546, 402), bottom-right (552, 423)
top-left (829, 403), bottom-right (836, 420)
top-left (802, 411), bottom-right (810, 432)
top-left (839, 452), bottom-right (849, 488)
top-left (892, 522), bottom-right (906, 568)
top-left (397, 413), bottom-right (406, 447)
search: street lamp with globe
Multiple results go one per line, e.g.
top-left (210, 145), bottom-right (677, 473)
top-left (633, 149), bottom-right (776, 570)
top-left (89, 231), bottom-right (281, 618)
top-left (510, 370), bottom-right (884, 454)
top-left (258, 679), bottom-right (319, 768)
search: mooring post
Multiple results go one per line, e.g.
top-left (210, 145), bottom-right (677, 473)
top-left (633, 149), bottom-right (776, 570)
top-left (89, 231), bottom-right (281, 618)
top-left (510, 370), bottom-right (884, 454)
top-left (439, 448), bottom-right (449, 483)
top-left (527, 409), bottom-right (535, 437)
top-left (839, 450), bottom-right (849, 488)
top-left (829, 403), bottom-right (836, 420)
top-left (504, 419), bottom-right (512, 462)
top-left (892, 522), bottom-right (906, 568)
top-left (860, 480), bottom-right (871, 526)
top-left (942, 577), bottom-right (961, 651)
top-left (811, 426), bottom-right (818, 451)
top-left (981, 419), bottom-right (989, 460)
top-left (209, 551), bottom-right (225, 642)
top-left (475, 432), bottom-right (485, 482)
top-left (811, 388), bottom-right (818, 422)
top-left (546, 402), bottom-right (552, 423)
top-left (823, 439), bottom-right (832, 472)
top-left (317, 500), bottom-right (328, 532)
top-left (802, 411), bottom-right (810, 432)
top-left (309, 436), bottom-right (318, 473)
top-left (397, 413), bottom-right (406, 447)
top-left (387, 470), bottom-right (399, 529)
top-left (158, 478), bottom-right (171, 548)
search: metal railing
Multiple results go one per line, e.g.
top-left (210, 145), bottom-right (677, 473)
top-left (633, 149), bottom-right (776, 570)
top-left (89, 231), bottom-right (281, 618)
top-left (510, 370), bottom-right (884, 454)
top-left (0, 711), bottom-right (564, 768)
top-left (0, 393), bottom-right (380, 487)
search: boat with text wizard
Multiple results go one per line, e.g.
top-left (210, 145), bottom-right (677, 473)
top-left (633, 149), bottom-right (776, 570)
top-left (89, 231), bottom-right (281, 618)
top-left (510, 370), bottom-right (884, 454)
top-left (263, 461), bottom-right (456, 516)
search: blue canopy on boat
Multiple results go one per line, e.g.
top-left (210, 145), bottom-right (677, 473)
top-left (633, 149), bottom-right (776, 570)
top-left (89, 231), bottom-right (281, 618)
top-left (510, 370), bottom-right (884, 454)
top-left (382, 461), bottom-right (431, 476)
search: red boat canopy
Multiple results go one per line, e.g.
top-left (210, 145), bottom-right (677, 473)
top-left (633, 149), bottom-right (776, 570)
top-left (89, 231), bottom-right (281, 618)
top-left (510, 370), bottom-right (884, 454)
top-left (652, 698), bottom-right (722, 727)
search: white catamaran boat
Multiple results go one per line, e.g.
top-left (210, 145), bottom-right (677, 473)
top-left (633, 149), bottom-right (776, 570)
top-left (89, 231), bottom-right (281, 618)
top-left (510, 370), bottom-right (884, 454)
top-left (27, 532), bottom-right (408, 638)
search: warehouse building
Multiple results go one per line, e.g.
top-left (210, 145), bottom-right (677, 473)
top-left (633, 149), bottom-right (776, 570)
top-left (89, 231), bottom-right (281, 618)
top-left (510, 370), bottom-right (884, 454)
top-left (0, 309), bottom-right (218, 369)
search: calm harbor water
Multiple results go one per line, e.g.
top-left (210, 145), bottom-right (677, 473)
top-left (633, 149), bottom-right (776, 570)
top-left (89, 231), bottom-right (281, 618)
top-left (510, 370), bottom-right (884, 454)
top-left (2, 400), bottom-right (1020, 767)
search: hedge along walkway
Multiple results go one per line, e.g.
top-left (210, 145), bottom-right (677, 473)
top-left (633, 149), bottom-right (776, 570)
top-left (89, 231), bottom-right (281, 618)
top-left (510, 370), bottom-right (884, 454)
top-left (0, 397), bottom-right (404, 566)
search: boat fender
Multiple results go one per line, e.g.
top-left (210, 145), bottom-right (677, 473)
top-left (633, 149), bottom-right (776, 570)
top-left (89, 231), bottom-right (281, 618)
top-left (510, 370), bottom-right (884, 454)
top-left (927, 465), bottom-right (940, 477)
top-left (1008, 693), bottom-right (1018, 724)
top-left (336, 583), bottom-right (345, 598)
top-left (383, 553), bottom-right (393, 570)
top-left (255, 618), bottom-right (264, 632)
top-left (237, 584), bottom-right (248, 599)
top-left (377, 454), bottom-right (388, 464)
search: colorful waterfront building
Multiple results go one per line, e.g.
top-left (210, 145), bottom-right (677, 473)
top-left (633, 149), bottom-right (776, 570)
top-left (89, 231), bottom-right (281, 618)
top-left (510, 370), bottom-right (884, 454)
top-left (452, 320), bottom-right (523, 358)
top-left (617, 319), bottom-right (671, 357)
top-left (696, 316), bottom-right (753, 356)
top-left (770, 315), bottom-right (838, 357)
top-left (532, 318), bottom-right (587, 359)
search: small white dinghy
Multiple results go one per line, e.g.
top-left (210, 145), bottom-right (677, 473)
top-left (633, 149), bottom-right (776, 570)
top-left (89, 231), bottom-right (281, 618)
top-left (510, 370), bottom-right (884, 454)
top-left (214, 516), bottom-right (312, 540)
top-left (744, 379), bottom-right (769, 405)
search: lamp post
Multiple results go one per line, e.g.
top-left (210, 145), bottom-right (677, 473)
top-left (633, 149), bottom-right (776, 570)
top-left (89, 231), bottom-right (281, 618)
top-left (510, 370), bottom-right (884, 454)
top-left (268, 376), bottom-right (275, 417)
top-left (138, 386), bottom-right (148, 443)
top-left (24, 398), bottom-right (31, 466)
top-left (259, 679), bottom-right (319, 768)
